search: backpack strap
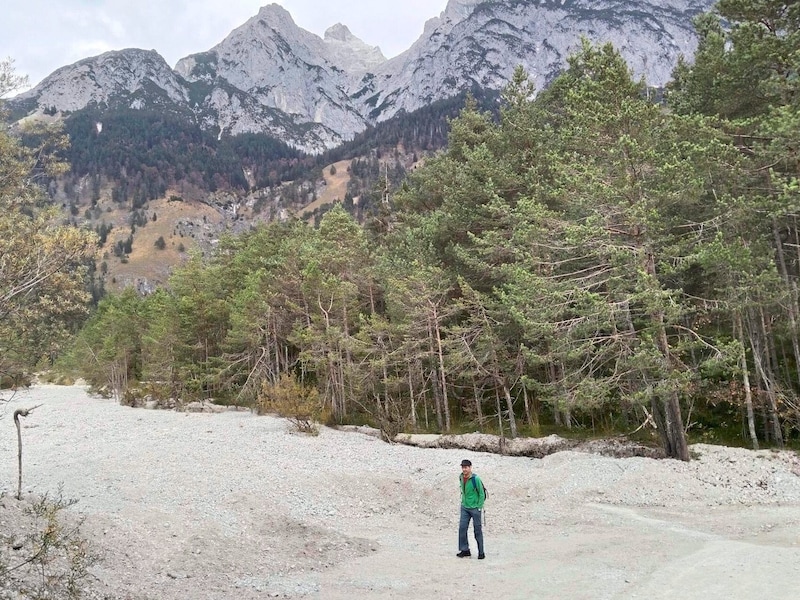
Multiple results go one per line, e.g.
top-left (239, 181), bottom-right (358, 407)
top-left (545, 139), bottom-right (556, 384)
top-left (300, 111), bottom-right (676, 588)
top-left (471, 476), bottom-right (485, 499)
top-left (464, 475), bottom-right (486, 501)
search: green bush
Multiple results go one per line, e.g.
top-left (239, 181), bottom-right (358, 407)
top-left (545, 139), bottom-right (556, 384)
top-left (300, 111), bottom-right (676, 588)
top-left (258, 373), bottom-right (328, 435)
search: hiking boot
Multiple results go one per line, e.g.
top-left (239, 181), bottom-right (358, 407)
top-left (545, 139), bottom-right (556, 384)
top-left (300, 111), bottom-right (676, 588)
top-left (456, 550), bottom-right (471, 558)
top-left (478, 553), bottom-right (485, 560)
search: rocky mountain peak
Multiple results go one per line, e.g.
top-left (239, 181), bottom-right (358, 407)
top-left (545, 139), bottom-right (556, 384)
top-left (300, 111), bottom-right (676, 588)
top-left (173, 2), bottom-right (370, 152)
top-left (15, 48), bottom-right (187, 114)
top-left (255, 3), bottom-right (296, 28)
top-left (415, 0), bottom-right (481, 43)
top-left (442, 0), bottom-right (484, 21)
top-left (323, 24), bottom-right (387, 73)
top-left (324, 23), bottom-right (356, 43)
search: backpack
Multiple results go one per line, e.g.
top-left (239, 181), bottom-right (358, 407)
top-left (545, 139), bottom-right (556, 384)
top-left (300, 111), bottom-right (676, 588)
top-left (470, 476), bottom-right (488, 499)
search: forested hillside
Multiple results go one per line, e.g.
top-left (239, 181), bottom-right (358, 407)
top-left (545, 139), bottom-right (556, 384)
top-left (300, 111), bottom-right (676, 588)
top-left (27, 88), bottom-right (499, 293)
top-left (51, 88), bottom-right (498, 209)
top-left (17, 88), bottom-right (496, 293)
top-left (60, 109), bottom-right (308, 202)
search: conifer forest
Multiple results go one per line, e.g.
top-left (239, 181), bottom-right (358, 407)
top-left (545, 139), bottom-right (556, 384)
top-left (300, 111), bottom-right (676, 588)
top-left (2, 1), bottom-right (799, 460)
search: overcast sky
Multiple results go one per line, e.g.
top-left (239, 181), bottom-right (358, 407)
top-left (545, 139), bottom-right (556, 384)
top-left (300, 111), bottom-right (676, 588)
top-left (2, 0), bottom-right (450, 90)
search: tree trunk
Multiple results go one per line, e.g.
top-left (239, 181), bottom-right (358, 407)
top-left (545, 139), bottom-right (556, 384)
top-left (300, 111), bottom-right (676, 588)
top-left (408, 368), bottom-right (417, 428)
top-left (663, 385), bottom-right (689, 461)
top-left (501, 382), bottom-right (518, 438)
top-left (549, 362), bottom-right (562, 427)
top-left (430, 304), bottom-right (451, 431)
top-left (431, 366), bottom-right (444, 431)
top-left (473, 382), bottom-right (485, 428)
top-left (760, 308), bottom-right (785, 448)
top-left (747, 309), bottom-right (784, 447)
top-left (521, 384), bottom-right (533, 428)
top-left (773, 219), bottom-right (800, 388)
top-left (646, 251), bottom-right (689, 461)
top-left (341, 302), bottom-right (351, 418)
top-left (735, 312), bottom-right (759, 450)
top-left (494, 388), bottom-right (505, 452)
top-left (337, 346), bottom-right (346, 420)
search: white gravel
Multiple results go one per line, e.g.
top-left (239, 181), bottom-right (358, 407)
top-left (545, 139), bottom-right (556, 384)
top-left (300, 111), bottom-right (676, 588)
top-left (2, 385), bottom-right (800, 600)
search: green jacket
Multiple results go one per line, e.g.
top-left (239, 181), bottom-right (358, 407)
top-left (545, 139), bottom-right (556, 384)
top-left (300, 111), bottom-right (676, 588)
top-left (460, 474), bottom-right (486, 509)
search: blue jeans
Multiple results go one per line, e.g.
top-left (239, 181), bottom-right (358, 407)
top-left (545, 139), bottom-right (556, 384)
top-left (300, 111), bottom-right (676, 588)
top-left (458, 506), bottom-right (484, 555)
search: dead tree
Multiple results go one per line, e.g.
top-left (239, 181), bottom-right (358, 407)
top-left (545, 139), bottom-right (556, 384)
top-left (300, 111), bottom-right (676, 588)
top-left (13, 405), bottom-right (42, 500)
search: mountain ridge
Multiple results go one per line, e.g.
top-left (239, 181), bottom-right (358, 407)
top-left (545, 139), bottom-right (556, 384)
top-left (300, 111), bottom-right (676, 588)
top-left (9, 0), bottom-right (715, 153)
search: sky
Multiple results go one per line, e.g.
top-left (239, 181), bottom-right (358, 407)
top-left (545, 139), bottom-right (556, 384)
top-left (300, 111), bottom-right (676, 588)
top-left (2, 0), bottom-right (450, 91)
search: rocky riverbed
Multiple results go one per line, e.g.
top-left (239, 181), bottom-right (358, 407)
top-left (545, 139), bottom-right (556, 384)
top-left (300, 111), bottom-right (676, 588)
top-left (1, 385), bottom-right (799, 599)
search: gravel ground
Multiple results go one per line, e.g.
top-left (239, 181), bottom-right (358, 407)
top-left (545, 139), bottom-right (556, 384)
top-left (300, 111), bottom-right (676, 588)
top-left (1, 385), bottom-right (800, 599)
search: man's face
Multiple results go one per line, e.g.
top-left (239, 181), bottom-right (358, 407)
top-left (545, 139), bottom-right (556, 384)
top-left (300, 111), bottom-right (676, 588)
top-left (461, 464), bottom-right (472, 478)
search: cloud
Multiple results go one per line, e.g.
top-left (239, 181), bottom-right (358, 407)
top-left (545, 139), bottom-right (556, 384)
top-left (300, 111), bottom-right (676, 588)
top-left (281, 0), bottom-right (447, 56)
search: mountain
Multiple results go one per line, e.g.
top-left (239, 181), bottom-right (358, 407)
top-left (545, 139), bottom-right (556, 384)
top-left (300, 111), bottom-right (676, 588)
top-left (354, 0), bottom-right (711, 121)
top-left (8, 0), bottom-right (715, 153)
top-left (11, 49), bottom-right (188, 113)
top-left (173, 5), bottom-right (383, 151)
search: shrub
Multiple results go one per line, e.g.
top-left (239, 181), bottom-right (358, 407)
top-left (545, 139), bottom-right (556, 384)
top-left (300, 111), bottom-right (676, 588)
top-left (0, 490), bottom-right (97, 599)
top-left (37, 371), bottom-right (76, 386)
top-left (258, 373), bottom-right (328, 434)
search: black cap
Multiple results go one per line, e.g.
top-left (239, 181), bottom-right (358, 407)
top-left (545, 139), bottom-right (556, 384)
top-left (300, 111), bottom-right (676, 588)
top-left (460, 459), bottom-right (472, 466)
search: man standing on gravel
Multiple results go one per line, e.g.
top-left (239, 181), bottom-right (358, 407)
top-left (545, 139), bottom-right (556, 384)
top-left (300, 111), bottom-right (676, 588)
top-left (457, 459), bottom-right (486, 559)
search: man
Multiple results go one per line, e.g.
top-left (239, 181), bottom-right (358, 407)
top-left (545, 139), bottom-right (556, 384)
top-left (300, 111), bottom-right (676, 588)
top-left (457, 458), bottom-right (486, 559)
